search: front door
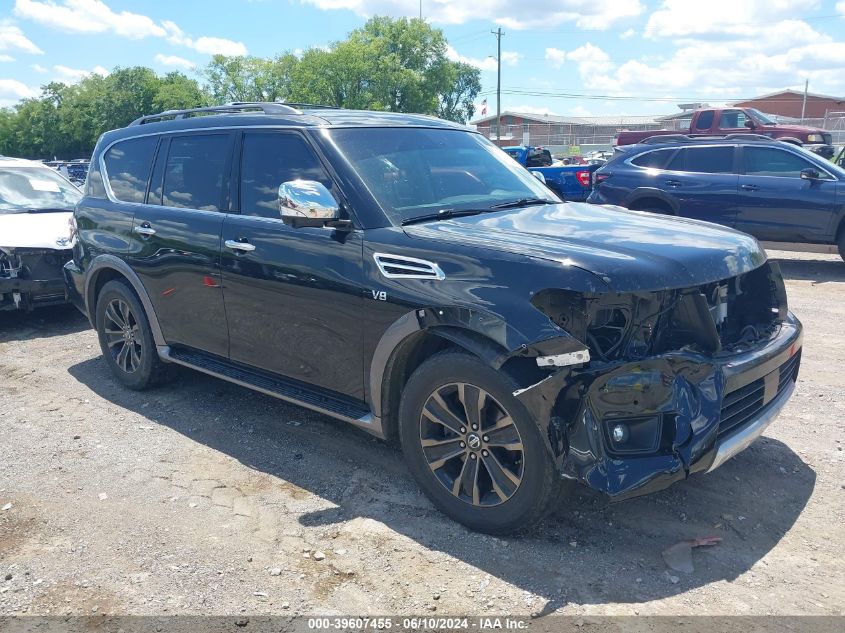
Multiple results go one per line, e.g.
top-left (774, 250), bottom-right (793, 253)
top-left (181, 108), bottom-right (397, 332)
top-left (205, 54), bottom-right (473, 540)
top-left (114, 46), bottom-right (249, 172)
top-left (734, 145), bottom-right (838, 242)
top-left (127, 132), bottom-right (234, 357)
top-left (220, 130), bottom-right (365, 400)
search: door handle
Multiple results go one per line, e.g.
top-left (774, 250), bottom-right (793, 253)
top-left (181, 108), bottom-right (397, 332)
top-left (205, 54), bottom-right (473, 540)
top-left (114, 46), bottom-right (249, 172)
top-left (225, 239), bottom-right (256, 252)
top-left (134, 223), bottom-right (156, 236)
top-left (741, 184), bottom-right (759, 191)
top-left (664, 180), bottom-right (682, 187)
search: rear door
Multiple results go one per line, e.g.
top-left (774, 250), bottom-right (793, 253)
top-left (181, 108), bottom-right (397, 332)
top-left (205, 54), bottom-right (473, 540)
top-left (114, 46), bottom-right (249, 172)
top-left (219, 130), bottom-right (365, 400)
top-left (734, 145), bottom-right (838, 241)
top-left (658, 145), bottom-right (739, 226)
top-left (126, 132), bottom-right (233, 357)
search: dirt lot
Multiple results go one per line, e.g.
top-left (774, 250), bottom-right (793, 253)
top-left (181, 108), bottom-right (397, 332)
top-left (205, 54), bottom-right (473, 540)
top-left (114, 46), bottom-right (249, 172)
top-left (1, 250), bottom-right (843, 618)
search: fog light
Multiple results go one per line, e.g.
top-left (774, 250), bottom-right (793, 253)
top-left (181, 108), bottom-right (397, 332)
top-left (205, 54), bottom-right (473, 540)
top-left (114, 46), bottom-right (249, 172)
top-left (611, 424), bottom-right (628, 443)
top-left (602, 415), bottom-right (663, 455)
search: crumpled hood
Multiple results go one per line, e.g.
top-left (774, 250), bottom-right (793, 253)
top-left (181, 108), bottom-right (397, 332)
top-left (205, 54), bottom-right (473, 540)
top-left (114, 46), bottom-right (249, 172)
top-left (403, 202), bottom-right (767, 292)
top-left (0, 211), bottom-right (73, 250)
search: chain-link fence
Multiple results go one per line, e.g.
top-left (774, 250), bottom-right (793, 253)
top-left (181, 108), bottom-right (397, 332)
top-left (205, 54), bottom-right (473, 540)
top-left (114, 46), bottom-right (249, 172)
top-left (478, 114), bottom-right (845, 156)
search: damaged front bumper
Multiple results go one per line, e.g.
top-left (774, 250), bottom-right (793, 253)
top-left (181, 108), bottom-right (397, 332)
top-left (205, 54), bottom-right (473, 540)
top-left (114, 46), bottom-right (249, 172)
top-left (0, 248), bottom-right (72, 311)
top-left (515, 311), bottom-right (802, 500)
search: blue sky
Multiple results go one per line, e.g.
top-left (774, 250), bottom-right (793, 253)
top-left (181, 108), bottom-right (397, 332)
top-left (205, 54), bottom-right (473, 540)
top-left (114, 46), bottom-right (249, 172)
top-left (2, 0), bottom-right (845, 119)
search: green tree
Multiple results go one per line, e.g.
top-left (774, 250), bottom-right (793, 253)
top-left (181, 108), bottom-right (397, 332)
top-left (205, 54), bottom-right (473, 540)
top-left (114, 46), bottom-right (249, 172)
top-left (202, 17), bottom-right (481, 121)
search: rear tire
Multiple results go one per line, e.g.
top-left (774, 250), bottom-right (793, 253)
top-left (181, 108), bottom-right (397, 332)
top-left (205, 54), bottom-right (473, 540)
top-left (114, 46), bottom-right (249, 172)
top-left (95, 280), bottom-right (168, 390)
top-left (398, 352), bottom-right (562, 534)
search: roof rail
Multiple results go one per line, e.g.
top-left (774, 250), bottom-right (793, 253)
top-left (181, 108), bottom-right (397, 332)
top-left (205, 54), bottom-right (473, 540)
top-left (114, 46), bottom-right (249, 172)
top-left (641, 132), bottom-right (777, 145)
top-left (722, 133), bottom-right (775, 142)
top-left (129, 102), bottom-right (321, 126)
top-left (641, 134), bottom-right (693, 144)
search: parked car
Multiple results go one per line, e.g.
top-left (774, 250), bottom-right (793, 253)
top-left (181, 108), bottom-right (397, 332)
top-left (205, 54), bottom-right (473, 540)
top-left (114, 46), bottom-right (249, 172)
top-left (615, 107), bottom-right (835, 158)
top-left (0, 157), bottom-right (81, 311)
top-left (44, 159), bottom-right (90, 187)
top-left (501, 145), bottom-right (598, 201)
top-left (65, 103), bottom-right (802, 534)
top-left (589, 136), bottom-right (845, 260)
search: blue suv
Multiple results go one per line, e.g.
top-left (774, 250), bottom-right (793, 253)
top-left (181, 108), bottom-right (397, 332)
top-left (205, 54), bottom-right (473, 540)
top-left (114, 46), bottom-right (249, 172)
top-left (588, 135), bottom-right (845, 261)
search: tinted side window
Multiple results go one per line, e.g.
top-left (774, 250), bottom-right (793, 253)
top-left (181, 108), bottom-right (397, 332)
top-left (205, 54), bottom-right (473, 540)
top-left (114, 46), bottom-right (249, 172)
top-left (103, 136), bottom-right (157, 203)
top-left (631, 149), bottom-right (674, 169)
top-left (743, 147), bottom-right (820, 178)
top-left (240, 133), bottom-right (335, 219)
top-left (667, 146), bottom-right (734, 174)
top-left (694, 110), bottom-right (714, 130)
top-left (162, 135), bottom-right (230, 211)
top-left (718, 110), bottom-right (747, 129)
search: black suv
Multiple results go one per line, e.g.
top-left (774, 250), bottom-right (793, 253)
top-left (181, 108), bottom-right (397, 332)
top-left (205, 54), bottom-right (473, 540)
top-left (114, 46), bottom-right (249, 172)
top-left (65, 103), bottom-right (802, 534)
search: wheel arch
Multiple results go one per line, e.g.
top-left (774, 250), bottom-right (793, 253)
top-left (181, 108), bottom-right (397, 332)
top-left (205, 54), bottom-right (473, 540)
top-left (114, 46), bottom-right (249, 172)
top-left (85, 255), bottom-right (166, 347)
top-left (625, 188), bottom-right (678, 214)
top-left (370, 311), bottom-right (511, 443)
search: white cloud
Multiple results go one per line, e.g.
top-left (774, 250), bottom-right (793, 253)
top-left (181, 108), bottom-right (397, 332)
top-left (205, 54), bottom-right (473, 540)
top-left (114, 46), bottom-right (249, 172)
top-left (0, 54), bottom-right (14, 62)
top-left (31, 62), bottom-right (47, 72)
top-left (0, 23), bottom-right (43, 55)
top-left (446, 45), bottom-right (520, 71)
top-left (620, 28), bottom-right (636, 39)
top-left (838, 0), bottom-right (845, 15)
top-left (154, 53), bottom-right (196, 70)
top-left (14, 0), bottom-right (166, 38)
top-left (644, 0), bottom-right (818, 39)
top-left (161, 21), bottom-right (247, 57)
top-left (0, 78), bottom-right (38, 106)
top-left (53, 64), bottom-right (109, 82)
top-left (14, 0), bottom-right (247, 55)
top-left (570, 28), bottom-right (845, 100)
top-left (303, 0), bottom-right (643, 30)
top-left (544, 47), bottom-right (565, 69)
top-left (567, 43), bottom-right (614, 76)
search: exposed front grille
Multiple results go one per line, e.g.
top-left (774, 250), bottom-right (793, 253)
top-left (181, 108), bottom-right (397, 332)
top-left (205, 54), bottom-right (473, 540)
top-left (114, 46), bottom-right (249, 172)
top-left (718, 350), bottom-right (801, 437)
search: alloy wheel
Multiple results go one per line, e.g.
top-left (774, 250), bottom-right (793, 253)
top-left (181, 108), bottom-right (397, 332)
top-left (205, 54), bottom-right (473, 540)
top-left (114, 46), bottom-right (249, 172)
top-left (103, 298), bottom-right (142, 374)
top-left (419, 382), bottom-right (525, 507)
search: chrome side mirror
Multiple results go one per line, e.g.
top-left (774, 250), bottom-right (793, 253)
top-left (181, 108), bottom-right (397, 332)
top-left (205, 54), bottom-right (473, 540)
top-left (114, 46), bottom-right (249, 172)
top-left (530, 170), bottom-right (546, 184)
top-left (279, 180), bottom-right (340, 228)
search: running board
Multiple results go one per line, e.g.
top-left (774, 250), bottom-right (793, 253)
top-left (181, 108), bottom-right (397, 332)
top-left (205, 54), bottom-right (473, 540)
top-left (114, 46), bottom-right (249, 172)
top-left (157, 346), bottom-right (384, 438)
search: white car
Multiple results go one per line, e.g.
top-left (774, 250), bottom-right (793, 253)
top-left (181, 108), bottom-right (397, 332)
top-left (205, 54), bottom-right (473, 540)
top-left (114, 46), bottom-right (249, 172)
top-left (0, 157), bottom-right (82, 311)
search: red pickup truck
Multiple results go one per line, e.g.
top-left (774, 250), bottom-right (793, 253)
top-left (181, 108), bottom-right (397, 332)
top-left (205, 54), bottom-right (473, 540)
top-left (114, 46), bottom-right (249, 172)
top-left (615, 107), bottom-right (834, 158)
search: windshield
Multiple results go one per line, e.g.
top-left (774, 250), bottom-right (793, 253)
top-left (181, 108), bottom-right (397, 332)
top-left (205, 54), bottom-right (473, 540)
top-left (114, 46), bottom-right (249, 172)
top-left (327, 128), bottom-right (559, 224)
top-left (748, 109), bottom-right (777, 125)
top-left (0, 166), bottom-right (82, 214)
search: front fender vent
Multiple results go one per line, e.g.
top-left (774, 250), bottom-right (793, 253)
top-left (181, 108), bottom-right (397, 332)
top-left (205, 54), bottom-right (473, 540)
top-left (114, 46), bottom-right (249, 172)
top-left (373, 253), bottom-right (445, 280)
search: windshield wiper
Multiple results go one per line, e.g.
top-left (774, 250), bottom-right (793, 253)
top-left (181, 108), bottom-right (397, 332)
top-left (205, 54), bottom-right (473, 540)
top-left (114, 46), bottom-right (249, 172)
top-left (401, 208), bottom-right (489, 226)
top-left (23, 207), bottom-right (75, 214)
top-left (489, 197), bottom-right (557, 210)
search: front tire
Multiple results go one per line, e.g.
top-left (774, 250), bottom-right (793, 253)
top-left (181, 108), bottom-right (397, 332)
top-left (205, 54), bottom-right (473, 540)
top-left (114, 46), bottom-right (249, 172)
top-left (95, 280), bottom-right (167, 390)
top-left (399, 352), bottom-right (561, 534)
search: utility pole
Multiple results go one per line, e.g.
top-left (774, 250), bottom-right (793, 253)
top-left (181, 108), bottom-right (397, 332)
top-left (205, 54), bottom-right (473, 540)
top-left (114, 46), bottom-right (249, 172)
top-left (801, 79), bottom-right (809, 122)
top-left (492, 27), bottom-right (503, 144)
top-left (419, 0), bottom-right (422, 19)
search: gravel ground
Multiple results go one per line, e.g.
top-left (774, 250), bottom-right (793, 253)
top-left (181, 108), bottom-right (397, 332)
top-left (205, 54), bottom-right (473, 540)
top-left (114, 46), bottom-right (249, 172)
top-left (1, 250), bottom-right (843, 617)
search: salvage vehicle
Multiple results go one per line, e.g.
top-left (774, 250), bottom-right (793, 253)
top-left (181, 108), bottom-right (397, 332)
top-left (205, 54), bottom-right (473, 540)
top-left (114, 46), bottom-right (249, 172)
top-left (589, 136), bottom-right (845, 261)
top-left (615, 107), bottom-right (835, 158)
top-left (1, 157), bottom-right (81, 311)
top-left (501, 145), bottom-right (598, 201)
top-left (65, 103), bottom-right (802, 534)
